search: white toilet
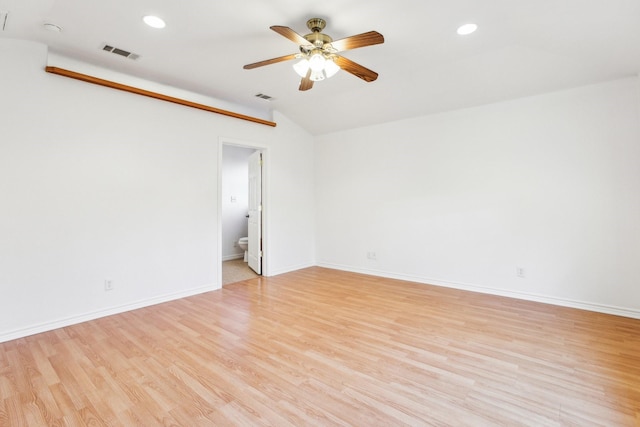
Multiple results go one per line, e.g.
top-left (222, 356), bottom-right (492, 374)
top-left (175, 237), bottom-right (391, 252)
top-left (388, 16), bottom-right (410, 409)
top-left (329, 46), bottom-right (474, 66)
top-left (238, 237), bottom-right (249, 262)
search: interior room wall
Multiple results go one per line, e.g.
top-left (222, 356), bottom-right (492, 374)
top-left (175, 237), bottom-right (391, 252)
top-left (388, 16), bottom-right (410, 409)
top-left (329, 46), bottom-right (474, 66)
top-left (0, 39), bottom-right (315, 342)
top-left (315, 76), bottom-right (640, 318)
top-left (221, 145), bottom-right (254, 260)
top-left (263, 112), bottom-right (318, 276)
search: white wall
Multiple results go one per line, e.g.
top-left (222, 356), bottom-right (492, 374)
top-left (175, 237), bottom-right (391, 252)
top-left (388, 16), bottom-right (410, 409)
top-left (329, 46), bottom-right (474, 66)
top-left (264, 112), bottom-right (317, 275)
top-left (0, 39), bottom-right (316, 342)
top-left (4, 38), bottom-right (636, 344)
top-left (315, 77), bottom-right (640, 317)
top-left (221, 145), bottom-right (254, 260)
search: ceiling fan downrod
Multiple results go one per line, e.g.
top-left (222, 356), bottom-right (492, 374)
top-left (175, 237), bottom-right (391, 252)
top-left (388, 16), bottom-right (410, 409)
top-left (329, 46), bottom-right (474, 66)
top-left (306, 18), bottom-right (326, 32)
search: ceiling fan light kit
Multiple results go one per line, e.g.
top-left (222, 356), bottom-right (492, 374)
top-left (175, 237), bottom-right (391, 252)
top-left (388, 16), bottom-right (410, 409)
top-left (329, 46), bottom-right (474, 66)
top-left (244, 18), bottom-right (384, 91)
top-left (293, 54), bottom-right (340, 81)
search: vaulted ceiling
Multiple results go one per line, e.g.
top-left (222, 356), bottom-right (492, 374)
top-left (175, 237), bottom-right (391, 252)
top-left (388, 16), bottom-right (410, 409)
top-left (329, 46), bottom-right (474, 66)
top-left (2, 0), bottom-right (639, 135)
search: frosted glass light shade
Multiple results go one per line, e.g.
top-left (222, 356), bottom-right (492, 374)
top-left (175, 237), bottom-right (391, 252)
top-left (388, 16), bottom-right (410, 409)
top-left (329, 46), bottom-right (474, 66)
top-left (293, 59), bottom-right (310, 77)
top-left (308, 53), bottom-right (326, 72)
top-left (310, 70), bottom-right (325, 81)
top-left (324, 60), bottom-right (340, 78)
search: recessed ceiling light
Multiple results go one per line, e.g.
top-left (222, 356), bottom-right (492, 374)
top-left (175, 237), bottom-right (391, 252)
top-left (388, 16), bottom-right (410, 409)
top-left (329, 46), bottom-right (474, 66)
top-left (143, 15), bottom-right (165, 29)
top-left (457, 23), bottom-right (477, 35)
top-left (43, 23), bottom-right (62, 32)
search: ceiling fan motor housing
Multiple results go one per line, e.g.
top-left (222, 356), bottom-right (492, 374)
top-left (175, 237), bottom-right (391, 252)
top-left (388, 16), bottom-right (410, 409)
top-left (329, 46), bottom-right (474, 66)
top-left (303, 18), bottom-right (333, 49)
top-left (304, 32), bottom-right (333, 49)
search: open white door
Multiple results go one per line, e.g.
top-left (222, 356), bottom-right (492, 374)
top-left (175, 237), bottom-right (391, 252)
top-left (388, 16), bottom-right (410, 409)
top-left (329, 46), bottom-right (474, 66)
top-left (247, 151), bottom-right (262, 274)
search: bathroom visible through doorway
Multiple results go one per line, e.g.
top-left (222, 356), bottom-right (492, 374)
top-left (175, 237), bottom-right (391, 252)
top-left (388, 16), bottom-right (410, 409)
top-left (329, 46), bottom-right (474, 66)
top-left (219, 140), bottom-right (266, 286)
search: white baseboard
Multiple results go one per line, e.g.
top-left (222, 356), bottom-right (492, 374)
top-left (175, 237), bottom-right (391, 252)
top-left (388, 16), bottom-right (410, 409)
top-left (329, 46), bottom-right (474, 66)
top-left (5, 264), bottom-right (637, 344)
top-left (222, 253), bottom-right (244, 261)
top-left (0, 283), bottom-right (220, 344)
top-left (267, 261), bottom-right (316, 277)
top-left (317, 262), bottom-right (640, 320)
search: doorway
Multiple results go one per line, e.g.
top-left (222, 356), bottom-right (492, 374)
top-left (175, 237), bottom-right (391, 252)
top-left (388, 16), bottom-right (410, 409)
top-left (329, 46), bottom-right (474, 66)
top-left (218, 139), bottom-right (266, 287)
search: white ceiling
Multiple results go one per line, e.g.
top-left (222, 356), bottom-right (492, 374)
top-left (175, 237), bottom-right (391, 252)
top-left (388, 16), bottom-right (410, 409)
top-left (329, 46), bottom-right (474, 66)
top-left (2, 0), bottom-right (639, 135)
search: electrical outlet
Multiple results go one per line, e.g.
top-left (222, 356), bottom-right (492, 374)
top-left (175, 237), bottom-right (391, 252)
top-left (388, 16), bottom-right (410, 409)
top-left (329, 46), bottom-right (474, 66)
top-left (104, 279), bottom-right (114, 291)
top-left (367, 251), bottom-right (377, 260)
top-left (516, 267), bottom-right (525, 278)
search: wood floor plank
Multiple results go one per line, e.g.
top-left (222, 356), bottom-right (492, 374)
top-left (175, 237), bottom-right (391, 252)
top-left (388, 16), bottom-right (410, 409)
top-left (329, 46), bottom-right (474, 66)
top-left (1, 267), bottom-right (639, 426)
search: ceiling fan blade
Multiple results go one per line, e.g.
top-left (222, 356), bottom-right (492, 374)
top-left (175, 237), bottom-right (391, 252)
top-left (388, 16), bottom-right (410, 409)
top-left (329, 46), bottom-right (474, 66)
top-left (243, 54), bottom-right (298, 70)
top-left (334, 56), bottom-right (379, 82)
top-left (330, 31), bottom-right (384, 52)
top-left (270, 25), bottom-right (312, 47)
top-left (299, 69), bottom-right (314, 91)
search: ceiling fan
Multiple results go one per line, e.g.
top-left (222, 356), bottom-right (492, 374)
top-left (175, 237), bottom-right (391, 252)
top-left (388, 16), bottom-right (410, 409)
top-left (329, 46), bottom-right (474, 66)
top-left (243, 18), bottom-right (384, 91)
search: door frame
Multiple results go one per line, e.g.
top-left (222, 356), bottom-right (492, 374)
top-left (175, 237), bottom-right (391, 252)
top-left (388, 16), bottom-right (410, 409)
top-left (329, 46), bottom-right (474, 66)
top-left (217, 137), bottom-right (268, 287)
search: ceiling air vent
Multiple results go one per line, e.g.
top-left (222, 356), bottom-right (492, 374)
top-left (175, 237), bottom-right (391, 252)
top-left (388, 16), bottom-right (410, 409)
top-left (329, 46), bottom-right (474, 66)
top-left (1, 11), bottom-right (9, 31)
top-left (255, 93), bottom-right (274, 101)
top-left (102, 44), bottom-right (140, 60)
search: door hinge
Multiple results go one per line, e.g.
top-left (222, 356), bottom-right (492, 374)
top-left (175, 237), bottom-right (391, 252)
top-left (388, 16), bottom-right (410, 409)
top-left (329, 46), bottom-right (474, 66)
top-left (259, 251), bottom-right (263, 257)
top-left (258, 204), bottom-right (263, 211)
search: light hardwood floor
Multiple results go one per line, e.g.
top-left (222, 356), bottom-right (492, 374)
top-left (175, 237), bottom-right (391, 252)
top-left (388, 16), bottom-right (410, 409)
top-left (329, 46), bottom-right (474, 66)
top-left (1, 267), bottom-right (639, 426)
